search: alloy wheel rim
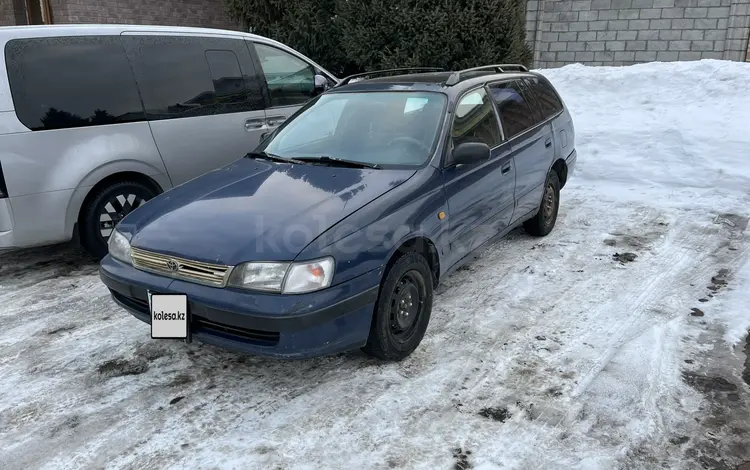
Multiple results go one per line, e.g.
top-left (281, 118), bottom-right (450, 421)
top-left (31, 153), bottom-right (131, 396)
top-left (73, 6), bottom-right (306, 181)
top-left (99, 193), bottom-right (147, 239)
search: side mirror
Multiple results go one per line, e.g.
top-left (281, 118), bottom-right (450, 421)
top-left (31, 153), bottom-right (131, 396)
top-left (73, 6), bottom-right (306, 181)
top-left (314, 74), bottom-right (329, 92)
top-left (453, 142), bottom-right (490, 166)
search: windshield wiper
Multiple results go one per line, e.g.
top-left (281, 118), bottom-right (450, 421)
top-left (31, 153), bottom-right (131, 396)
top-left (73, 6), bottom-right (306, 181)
top-left (294, 156), bottom-right (380, 169)
top-left (244, 151), bottom-right (301, 164)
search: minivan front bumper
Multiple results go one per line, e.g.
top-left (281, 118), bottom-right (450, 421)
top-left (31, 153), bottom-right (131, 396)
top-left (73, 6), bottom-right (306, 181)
top-left (99, 255), bottom-right (381, 359)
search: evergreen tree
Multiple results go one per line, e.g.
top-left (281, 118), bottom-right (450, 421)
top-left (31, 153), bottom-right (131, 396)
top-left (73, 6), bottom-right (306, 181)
top-left (224, 0), bottom-right (532, 76)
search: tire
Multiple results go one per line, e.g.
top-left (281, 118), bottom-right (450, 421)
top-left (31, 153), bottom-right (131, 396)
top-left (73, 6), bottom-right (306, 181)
top-left (362, 252), bottom-right (434, 361)
top-left (80, 181), bottom-right (156, 259)
top-left (523, 170), bottom-right (561, 237)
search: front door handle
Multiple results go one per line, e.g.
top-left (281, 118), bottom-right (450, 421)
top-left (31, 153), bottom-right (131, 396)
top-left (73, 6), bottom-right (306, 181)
top-left (245, 118), bottom-right (265, 130)
top-left (266, 115), bottom-right (287, 127)
top-left (501, 164), bottom-right (511, 175)
top-left (545, 138), bottom-right (552, 148)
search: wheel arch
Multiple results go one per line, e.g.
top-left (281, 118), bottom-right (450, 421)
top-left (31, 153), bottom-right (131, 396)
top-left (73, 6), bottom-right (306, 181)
top-left (551, 158), bottom-right (568, 188)
top-left (384, 234), bottom-right (441, 288)
top-left (65, 162), bottom-right (169, 239)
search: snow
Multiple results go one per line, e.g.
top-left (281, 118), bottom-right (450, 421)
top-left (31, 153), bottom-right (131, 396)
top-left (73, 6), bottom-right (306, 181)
top-left (1, 59), bottom-right (749, 469)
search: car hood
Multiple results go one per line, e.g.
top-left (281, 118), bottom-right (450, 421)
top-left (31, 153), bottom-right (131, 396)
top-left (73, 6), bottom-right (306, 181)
top-left (120, 158), bottom-right (416, 265)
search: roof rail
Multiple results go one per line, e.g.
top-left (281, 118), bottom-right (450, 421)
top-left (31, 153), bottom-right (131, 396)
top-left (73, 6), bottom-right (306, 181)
top-left (336, 67), bottom-right (445, 87)
top-left (444, 64), bottom-right (529, 86)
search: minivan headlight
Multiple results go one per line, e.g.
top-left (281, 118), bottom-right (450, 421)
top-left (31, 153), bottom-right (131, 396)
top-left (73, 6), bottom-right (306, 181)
top-left (228, 257), bottom-right (335, 294)
top-left (108, 230), bottom-right (132, 264)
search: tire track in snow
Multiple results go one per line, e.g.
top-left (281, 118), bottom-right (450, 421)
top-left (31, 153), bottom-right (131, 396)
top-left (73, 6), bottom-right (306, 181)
top-left (487, 212), bottom-right (748, 467)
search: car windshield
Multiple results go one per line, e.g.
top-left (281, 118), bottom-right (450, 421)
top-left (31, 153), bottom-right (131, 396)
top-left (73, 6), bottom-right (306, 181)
top-left (258, 91), bottom-right (447, 168)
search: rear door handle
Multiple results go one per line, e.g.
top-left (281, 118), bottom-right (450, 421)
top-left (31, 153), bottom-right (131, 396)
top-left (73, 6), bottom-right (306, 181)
top-left (501, 164), bottom-right (511, 175)
top-left (245, 118), bottom-right (265, 130)
top-left (266, 115), bottom-right (287, 127)
top-left (545, 138), bottom-right (552, 148)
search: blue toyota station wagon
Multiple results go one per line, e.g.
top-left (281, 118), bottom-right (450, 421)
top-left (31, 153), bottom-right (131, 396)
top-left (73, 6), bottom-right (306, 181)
top-left (99, 64), bottom-right (577, 361)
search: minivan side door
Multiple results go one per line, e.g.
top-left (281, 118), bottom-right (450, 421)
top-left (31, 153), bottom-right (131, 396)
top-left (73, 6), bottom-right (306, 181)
top-left (121, 33), bottom-right (267, 186)
top-left (247, 41), bottom-right (334, 133)
top-left (487, 80), bottom-right (554, 222)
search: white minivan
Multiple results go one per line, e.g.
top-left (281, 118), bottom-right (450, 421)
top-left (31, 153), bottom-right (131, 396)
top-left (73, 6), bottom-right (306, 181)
top-left (0, 24), bottom-right (338, 257)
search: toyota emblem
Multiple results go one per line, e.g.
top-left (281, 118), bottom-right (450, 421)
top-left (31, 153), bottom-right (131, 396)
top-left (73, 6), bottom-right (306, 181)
top-left (165, 259), bottom-right (180, 272)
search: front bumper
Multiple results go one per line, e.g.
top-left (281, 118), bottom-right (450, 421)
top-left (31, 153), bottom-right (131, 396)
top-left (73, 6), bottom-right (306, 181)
top-left (100, 255), bottom-right (382, 359)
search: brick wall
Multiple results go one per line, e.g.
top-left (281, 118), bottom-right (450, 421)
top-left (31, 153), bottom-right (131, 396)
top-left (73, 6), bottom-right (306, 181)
top-left (1, 0), bottom-right (29, 26)
top-left (52, 0), bottom-right (240, 30)
top-left (526, 0), bottom-right (750, 68)
top-left (1, 0), bottom-right (241, 30)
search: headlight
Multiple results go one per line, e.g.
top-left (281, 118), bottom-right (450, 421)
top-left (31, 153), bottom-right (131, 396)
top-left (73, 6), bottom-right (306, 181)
top-left (228, 257), bottom-right (335, 294)
top-left (228, 262), bottom-right (290, 292)
top-left (108, 230), bottom-right (132, 264)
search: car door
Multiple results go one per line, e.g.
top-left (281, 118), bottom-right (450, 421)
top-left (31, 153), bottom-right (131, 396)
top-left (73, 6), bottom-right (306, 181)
top-left (248, 41), bottom-right (334, 136)
top-left (487, 80), bottom-right (554, 222)
top-left (121, 33), bottom-right (267, 186)
top-left (441, 86), bottom-right (516, 265)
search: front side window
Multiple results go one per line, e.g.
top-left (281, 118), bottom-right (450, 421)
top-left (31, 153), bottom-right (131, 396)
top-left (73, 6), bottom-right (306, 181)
top-left (451, 88), bottom-right (503, 149)
top-left (253, 43), bottom-right (316, 108)
top-left (122, 35), bottom-right (263, 120)
top-left (259, 91), bottom-right (447, 168)
top-left (5, 36), bottom-right (145, 131)
top-left (488, 81), bottom-right (537, 140)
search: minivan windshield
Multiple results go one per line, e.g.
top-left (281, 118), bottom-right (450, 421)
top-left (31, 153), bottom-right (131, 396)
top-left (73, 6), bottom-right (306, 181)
top-left (258, 91), bottom-right (447, 168)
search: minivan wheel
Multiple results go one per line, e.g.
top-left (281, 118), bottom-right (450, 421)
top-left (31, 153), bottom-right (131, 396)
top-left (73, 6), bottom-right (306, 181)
top-left (523, 170), bottom-right (561, 237)
top-left (362, 252), bottom-right (434, 361)
top-left (80, 181), bottom-right (156, 259)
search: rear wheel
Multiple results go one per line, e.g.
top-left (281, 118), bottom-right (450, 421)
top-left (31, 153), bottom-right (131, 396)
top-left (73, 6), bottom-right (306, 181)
top-left (80, 181), bottom-right (156, 259)
top-left (362, 252), bottom-right (434, 361)
top-left (523, 170), bottom-right (561, 237)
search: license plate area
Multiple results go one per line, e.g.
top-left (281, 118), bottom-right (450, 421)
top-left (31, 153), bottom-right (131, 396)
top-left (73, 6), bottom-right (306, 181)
top-left (149, 292), bottom-right (188, 339)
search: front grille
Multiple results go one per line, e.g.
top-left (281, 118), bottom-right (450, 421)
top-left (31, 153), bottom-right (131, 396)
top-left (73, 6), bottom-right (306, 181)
top-left (112, 290), bottom-right (150, 316)
top-left (131, 247), bottom-right (232, 287)
top-left (194, 317), bottom-right (280, 345)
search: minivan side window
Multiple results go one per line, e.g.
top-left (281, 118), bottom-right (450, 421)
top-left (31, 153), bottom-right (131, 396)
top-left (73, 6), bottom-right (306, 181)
top-left (4, 36), bottom-right (145, 131)
top-left (487, 81), bottom-right (537, 140)
top-left (253, 43), bottom-right (316, 108)
top-left (451, 88), bottom-right (503, 149)
top-left (122, 35), bottom-right (264, 120)
top-left (523, 76), bottom-right (564, 120)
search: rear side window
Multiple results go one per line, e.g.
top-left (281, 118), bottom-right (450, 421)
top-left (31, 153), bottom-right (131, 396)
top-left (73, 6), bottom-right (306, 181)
top-left (253, 43), bottom-right (316, 108)
top-left (523, 76), bottom-right (564, 119)
top-left (487, 81), bottom-right (537, 140)
top-left (122, 35), bottom-right (264, 120)
top-left (451, 88), bottom-right (502, 149)
top-left (4, 36), bottom-right (145, 131)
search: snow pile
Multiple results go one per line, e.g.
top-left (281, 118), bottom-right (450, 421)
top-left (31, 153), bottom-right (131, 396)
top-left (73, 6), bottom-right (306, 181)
top-left (542, 59), bottom-right (750, 203)
top-left (540, 59), bottom-right (750, 344)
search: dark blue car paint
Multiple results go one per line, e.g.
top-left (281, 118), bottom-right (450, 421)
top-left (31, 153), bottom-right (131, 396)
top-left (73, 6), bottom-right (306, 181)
top-left (117, 158), bottom-right (416, 266)
top-left (100, 71), bottom-right (577, 359)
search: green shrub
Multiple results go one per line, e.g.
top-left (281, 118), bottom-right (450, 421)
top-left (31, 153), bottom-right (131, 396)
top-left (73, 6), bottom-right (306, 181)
top-left (224, 0), bottom-right (532, 76)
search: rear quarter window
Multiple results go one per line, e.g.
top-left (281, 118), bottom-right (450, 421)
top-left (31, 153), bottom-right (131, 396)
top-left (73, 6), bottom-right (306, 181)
top-left (4, 36), bottom-right (146, 131)
top-left (523, 76), bottom-right (564, 120)
top-left (487, 81), bottom-right (537, 140)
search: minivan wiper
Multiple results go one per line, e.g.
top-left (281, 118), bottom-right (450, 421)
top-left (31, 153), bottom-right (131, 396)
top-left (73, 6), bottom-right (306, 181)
top-left (294, 156), bottom-right (380, 169)
top-left (244, 151), bottom-right (301, 164)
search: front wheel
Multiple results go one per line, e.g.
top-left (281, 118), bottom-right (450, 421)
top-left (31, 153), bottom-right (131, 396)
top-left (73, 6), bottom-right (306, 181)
top-left (80, 181), bottom-right (156, 259)
top-left (362, 252), bottom-right (434, 361)
top-left (523, 170), bottom-right (561, 237)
